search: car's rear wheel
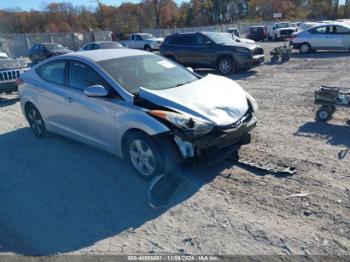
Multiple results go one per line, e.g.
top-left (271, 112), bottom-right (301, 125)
top-left (300, 43), bottom-right (311, 54)
top-left (217, 56), bottom-right (235, 75)
top-left (25, 103), bottom-right (46, 138)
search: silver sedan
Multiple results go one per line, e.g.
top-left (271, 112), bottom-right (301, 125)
top-left (18, 49), bottom-right (257, 179)
top-left (291, 22), bottom-right (350, 53)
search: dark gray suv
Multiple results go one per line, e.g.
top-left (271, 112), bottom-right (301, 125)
top-left (160, 32), bottom-right (264, 75)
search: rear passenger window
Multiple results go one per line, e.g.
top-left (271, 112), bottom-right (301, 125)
top-left (38, 61), bottom-right (66, 85)
top-left (170, 35), bottom-right (194, 46)
top-left (69, 61), bottom-right (107, 90)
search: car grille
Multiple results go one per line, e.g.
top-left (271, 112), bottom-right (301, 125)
top-left (252, 47), bottom-right (264, 55)
top-left (0, 69), bottom-right (21, 83)
top-left (280, 29), bottom-right (294, 35)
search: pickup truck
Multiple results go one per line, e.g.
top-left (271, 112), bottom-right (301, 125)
top-left (119, 33), bottom-right (164, 52)
top-left (0, 49), bottom-right (29, 94)
top-left (267, 22), bottom-right (298, 41)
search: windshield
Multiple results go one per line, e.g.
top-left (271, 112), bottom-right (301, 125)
top-left (276, 23), bottom-right (290, 29)
top-left (45, 44), bottom-right (65, 51)
top-left (98, 55), bottom-right (199, 94)
top-left (202, 32), bottom-right (235, 44)
top-left (99, 42), bottom-right (123, 49)
top-left (141, 34), bottom-right (155, 40)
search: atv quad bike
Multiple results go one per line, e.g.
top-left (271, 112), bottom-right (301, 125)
top-left (270, 43), bottom-right (292, 63)
top-left (314, 85), bottom-right (350, 122)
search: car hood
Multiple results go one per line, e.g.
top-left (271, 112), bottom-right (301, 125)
top-left (239, 38), bottom-right (255, 44)
top-left (276, 27), bottom-right (296, 31)
top-left (0, 57), bottom-right (28, 70)
top-left (51, 49), bottom-right (72, 54)
top-left (222, 42), bottom-right (259, 50)
top-left (139, 74), bottom-right (249, 126)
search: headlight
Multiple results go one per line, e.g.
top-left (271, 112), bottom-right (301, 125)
top-left (235, 47), bottom-right (251, 54)
top-left (245, 92), bottom-right (258, 112)
top-left (149, 110), bottom-right (213, 136)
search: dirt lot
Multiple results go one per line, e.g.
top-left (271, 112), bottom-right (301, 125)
top-left (0, 42), bottom-right (350, 256)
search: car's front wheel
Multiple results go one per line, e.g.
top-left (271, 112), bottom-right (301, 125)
top-left (217, 56), bottom-right (235, 75)
top-left (125, 131), bottom-right (166, 180)
top-left (25, 103), bottom-right (46, 138)
top-left (144, 45), bottom-right (152, 52)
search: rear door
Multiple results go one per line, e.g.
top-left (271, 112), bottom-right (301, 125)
top-left (308, 26), bottom-right (329, 49)
top-left (167, 34), bottom-right (195, 65)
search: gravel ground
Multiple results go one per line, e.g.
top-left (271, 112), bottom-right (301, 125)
top-left (0, 42), bottom-right (350, 256)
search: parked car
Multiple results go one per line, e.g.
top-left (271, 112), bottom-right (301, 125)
top-left (0, 49), bottom-right (29, 94)
top-left (119, 33), bottom-right (164, 52)
top-left (246, 26), bottom-right (266, 42)
top-left (80, 41), bottom-right (124, 51)
top-left (18, 49), bottom-right (258, 179)
top-left (223, 32), bottom-right (256, 44)
top-left (267, 22), bottom-right (297, 40)
top-left (227, 27), bottom-right (240, 37)
top-left (160, 32), bottom-right (264, 75)
top-left (297, 22), bottom-right (322, 32)
top-left (290, 22), bottom-right (350, 54)
top-left (28, 43), bottom-right (72, 64)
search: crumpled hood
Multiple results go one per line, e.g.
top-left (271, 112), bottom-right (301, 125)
top-left (139, 74), bottom-right (249, 126)
top-left (0, 57), bottom-right (28, 70)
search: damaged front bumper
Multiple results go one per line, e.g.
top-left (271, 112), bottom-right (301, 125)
top-left (173, 113), bottom-right (257, 165)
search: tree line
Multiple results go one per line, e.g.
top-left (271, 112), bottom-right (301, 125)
top-left (0, 0), bottom-right (349, 35)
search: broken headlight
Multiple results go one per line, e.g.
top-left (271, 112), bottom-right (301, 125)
top-left (149, 110), bottom-right (213, 136)
top-left (245, 92), bottom-right (258, 112)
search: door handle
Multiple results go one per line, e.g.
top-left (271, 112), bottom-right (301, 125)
top-left (65, 96), bottom-right (73, 103)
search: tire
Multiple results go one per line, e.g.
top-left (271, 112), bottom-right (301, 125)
top-left (281, 53), bottom-right (290, 62)
top-left (316, 106), bottom-right (332, 122)
top-left (25, 103), bottom-right (47, 138)
top-left (216, 56), bottom-right (235, 75)
top-left (271, 55), bottom-right (279, 63)
top-left (268, 34), bottom-right (272, 41)
top-left (144, 45), bottom-right (152, 52)
top-left (124, 131), bottom-right (179, 180)
top-left (299, 43), bottom-right (311, 54)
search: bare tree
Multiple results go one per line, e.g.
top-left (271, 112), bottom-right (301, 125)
top-left (150, 0), bottom-right (171, 28)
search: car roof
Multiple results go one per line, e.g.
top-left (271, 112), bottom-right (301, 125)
top-left (60, 48), bottom-right (152, 62)
top-left (312, 22), bottom-right (350, 28)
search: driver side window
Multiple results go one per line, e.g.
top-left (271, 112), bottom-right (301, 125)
top-left (68, 61), bottom-right (108, 90)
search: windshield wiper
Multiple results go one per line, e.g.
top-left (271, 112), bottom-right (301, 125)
top-left (174, 81), bottom-right (193, 87)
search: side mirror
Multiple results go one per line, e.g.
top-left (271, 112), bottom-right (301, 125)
top-left (186, 67), bottom-right (194, 72)
top-left (273, 27), bottom-right (276, 30)
top-left (84, 85), bottom-right (109, 97)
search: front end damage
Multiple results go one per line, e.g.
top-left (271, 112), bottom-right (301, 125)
top-left (172, 110), bottom-right (256, 166)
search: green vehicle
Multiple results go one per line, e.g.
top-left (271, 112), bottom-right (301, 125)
top-left (270, 44), bottom-right (292, 63)
top-left (314, 85), bottom-right (350, 122)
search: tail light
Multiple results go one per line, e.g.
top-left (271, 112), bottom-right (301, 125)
top-left (16, 77), bottom-right (23, 86)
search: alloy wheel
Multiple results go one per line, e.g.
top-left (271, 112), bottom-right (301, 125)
top-left (218, 59), bottom-right (233, 75)
top-left (129, 139), bottom-right (156, 177)
top-left (26, 105), bottom-right (46, 137)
